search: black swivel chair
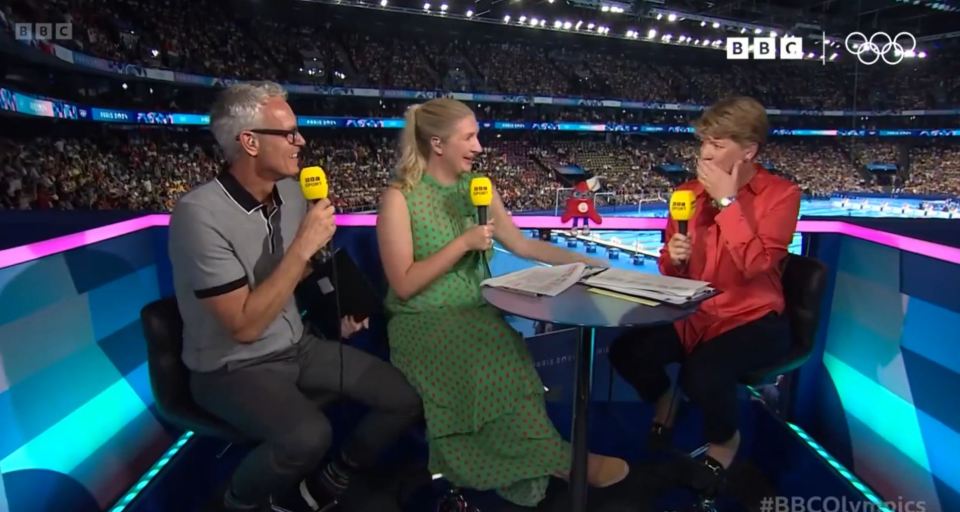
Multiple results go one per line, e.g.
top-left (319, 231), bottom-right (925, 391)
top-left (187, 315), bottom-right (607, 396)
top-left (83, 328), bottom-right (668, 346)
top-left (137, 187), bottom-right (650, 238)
top-left (141, 297), bottom-right (247, 442)
top-left (741, 253), bottom-right (828, 388)
top-left (142, 297), bottom-right (340, 441)
top-left (649, 253), bottom-right (829, 413)
top-left (695, 254), bottom-right (828, 512)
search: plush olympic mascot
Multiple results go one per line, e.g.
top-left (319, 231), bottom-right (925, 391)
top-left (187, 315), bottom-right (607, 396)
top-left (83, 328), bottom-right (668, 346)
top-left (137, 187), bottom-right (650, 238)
top-left (560, 176), bottom-right (602, 234)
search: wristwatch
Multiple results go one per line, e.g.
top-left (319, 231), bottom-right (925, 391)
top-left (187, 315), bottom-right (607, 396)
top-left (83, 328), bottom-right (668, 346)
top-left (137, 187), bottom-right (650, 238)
top-left (718, 196), bottom-right (737, 209)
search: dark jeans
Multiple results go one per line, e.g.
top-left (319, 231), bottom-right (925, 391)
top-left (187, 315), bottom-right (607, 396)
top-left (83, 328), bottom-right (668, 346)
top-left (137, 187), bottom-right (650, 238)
top-left (190, 334), bottom-right (422, 505)
top-left (609, 313), bottom-right (790, 443)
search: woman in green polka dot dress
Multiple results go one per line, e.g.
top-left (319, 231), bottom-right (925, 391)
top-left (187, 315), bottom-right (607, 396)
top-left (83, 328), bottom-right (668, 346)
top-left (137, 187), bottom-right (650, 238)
top-left (377, 98), bottom-right (630, 508)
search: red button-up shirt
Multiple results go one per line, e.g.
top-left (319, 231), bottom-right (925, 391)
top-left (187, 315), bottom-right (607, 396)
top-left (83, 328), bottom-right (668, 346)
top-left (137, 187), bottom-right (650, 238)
top-left (659, 165), bottom-right (801, 353)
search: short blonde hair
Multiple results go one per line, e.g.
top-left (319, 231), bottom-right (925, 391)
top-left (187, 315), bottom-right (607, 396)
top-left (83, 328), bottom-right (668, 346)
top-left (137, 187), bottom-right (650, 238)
top-left (393, 98), bottom-right (475, 191)
top-left (693, 96), bottom-right (768, 151)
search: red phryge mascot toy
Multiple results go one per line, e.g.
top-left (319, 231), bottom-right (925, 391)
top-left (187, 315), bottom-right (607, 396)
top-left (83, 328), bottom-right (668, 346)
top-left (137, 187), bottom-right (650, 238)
top-left (561, 176), bottom-right (602, 234)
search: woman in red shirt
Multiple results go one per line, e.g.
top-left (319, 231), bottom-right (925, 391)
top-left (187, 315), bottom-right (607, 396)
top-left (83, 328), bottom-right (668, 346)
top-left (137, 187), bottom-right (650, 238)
top-left (609, 96), bottom-right (801, 495)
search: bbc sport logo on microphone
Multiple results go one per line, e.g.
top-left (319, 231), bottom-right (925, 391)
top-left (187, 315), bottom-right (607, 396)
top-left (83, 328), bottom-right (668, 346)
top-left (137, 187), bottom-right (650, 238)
top-left (726, 36), bottom-right (804, 60)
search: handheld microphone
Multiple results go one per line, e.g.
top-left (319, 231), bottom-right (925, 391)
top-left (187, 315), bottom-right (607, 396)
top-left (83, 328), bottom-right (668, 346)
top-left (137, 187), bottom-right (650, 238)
top-left (299, 165), bottom-right (328, 202)
top-left (470, 176), bottom-right (493, 225)
top-left (469, 176), bottom-right (494, 279)
top-left (300, 166), bottom-right (332, 263)
top-left (669, 190), bottom-right (696, 236)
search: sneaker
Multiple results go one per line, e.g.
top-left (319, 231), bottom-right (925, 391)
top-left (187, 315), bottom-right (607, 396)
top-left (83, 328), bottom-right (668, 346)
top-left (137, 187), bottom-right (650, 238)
top-left (270, 479), bottom-right (338, 512)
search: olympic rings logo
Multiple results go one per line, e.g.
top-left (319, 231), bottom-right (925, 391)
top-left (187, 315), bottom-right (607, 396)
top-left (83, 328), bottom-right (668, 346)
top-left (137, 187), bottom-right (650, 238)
top-left (844, 31), bottom-right (916, 65)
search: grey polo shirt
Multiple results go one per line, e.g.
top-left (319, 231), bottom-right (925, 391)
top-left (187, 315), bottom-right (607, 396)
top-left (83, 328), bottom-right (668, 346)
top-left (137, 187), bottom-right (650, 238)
top-left (168, 169), bottom-right (307, 372)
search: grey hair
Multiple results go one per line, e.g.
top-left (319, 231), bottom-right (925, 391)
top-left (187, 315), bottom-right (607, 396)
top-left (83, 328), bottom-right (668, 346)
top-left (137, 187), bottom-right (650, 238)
top-left (209, 81), bottom-right (288, 163)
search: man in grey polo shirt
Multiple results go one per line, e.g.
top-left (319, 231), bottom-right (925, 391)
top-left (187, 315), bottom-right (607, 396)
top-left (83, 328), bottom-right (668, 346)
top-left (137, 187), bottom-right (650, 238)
top-left (169, 81), bottom-right (421, 512)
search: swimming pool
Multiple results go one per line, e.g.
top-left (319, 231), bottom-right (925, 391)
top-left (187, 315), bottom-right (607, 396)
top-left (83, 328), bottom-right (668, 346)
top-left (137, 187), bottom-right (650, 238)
top-left (508, 196), bottom-right (957, 273)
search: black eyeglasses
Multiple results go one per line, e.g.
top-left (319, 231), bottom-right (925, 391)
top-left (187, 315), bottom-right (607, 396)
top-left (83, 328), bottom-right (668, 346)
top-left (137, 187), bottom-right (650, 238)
top-left (237, 128), bottom-right (302, 144)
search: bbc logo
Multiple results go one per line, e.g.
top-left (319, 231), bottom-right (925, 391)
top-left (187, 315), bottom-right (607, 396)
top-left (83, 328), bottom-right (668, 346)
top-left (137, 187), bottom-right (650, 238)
top-left (726, 36), bottom-right (804, 60)
top-left (14, 23), bottom-right (73, 41)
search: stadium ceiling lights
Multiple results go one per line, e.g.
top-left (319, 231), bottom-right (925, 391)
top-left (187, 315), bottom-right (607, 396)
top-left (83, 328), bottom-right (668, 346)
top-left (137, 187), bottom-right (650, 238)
top-left (646, 6), bottom-right (784, 40)
top-left (310, 0), bottom-right (729, 48)
top-left (567, 0), bottom-right (630, 14)
top-left (512, 14), bottom-right (574, 29)
top-left (895, 0), bottom-right (960, 11)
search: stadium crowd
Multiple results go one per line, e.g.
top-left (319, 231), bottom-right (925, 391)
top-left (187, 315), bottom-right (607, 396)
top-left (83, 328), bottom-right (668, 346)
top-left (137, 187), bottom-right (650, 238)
top-left (910, 144), bottom-right (960, 197)
top-left (852, 142), bottom-right (900, 165)
top-left (2, 129), bottom-right (957, 213)
top-left (4, 0), bottom-right (959, 111)
top-left (0, 0), bottom-right (956, 209)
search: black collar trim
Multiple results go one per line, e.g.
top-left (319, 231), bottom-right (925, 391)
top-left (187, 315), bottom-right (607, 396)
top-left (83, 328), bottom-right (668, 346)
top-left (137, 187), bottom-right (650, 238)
top-left (215, 170), bottom-right (284, 214)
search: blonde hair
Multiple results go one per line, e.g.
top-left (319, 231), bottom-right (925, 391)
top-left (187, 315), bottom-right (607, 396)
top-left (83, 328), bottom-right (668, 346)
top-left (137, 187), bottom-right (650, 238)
top-left (693, 96), bottom-right (769, 153)
top-left (393, 98), bottom-right (475, 191)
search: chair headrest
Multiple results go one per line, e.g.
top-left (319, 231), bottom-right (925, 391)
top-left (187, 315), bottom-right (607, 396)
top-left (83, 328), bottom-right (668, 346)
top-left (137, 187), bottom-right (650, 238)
top-left (141, 297), bottom-right (184, 356)
top-left (781, 255), bottom-right (828, 319)
top-left (140, 297), bottom-right (248, 441)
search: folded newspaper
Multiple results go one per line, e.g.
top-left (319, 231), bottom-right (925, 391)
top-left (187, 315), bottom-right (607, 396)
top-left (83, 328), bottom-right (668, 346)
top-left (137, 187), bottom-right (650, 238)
top-left (581, 268), bottom-right (715, 305)
top-left (480, 262), bottom-right (599, 297)
top-left (481, 264), bottom-right (713, 304)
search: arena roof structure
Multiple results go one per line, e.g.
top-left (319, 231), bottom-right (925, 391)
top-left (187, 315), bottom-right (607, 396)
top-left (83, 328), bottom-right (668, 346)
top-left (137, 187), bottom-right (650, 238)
top-left (283, 0), bottom-right (960, 59)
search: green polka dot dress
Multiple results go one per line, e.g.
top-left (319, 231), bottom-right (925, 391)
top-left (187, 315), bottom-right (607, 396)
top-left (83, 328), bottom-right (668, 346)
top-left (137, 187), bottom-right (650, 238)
top-left (385, 173), bottom-right (571, 507)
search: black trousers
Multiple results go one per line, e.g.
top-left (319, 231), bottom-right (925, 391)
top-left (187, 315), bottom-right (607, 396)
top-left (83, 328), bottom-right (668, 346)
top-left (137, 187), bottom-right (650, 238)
top-left (190, 334), bottom-right (422, 505)
top-left (609, 313), bottom-right (790, 443)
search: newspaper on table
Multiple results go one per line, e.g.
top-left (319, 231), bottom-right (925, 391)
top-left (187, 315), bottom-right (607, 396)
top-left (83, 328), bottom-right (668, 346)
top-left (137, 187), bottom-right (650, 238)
top-left (581, 268), bottom-right (715, 305)
top-left (481, 262), bottom-right (594, 297)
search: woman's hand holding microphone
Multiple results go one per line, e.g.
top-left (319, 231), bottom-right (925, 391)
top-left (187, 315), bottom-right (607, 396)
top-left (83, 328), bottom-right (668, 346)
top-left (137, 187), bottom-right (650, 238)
top-left (667, 233), bottom-right (692, 267)
top-left (460, 218), bottom-right (495, 252)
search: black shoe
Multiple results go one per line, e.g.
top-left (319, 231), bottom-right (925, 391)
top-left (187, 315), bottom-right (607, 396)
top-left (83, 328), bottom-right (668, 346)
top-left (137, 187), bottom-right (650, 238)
top-left (436, 489), bottom-right (481, 512)
top-left (686, 455), bottom-right (727, 497)
top-left (271, 478), bottom-right (338, 512)
top-left (219, 486), bottom-right (272, 512)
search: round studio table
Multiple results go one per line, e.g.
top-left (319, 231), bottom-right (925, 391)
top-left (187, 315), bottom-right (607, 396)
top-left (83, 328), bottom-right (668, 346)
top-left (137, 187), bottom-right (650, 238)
top-left (482, 283), bottom-right (703, 512)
